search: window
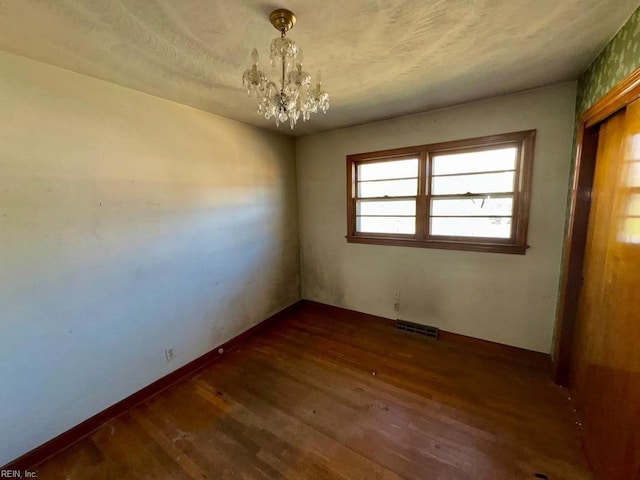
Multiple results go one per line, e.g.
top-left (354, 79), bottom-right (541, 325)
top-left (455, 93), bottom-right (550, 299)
top-left (346, 130), bottom-right (535, 254)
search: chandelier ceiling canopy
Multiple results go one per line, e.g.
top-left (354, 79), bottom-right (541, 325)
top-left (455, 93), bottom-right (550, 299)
top-left (242, 9), bottom-right (329, 129)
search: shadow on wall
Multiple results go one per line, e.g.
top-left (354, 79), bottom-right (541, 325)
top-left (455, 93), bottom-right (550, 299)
top-left (0, 175), bottom-right (297, 465)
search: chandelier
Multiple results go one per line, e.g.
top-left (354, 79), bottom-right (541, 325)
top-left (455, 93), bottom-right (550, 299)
top-left (242, 9), bottom-right (329, 129)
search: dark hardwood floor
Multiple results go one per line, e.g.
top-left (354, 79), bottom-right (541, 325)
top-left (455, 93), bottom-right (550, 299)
top-left (33, 303), bottom-right (592, 479)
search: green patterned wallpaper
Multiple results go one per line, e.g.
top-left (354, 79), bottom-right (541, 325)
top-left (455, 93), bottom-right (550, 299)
top-left (555, 7), bottom-right (640, 352)
top-left (577, 6), bottom-right (640, 114)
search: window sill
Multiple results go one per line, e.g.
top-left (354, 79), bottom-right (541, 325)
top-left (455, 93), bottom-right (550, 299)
top-left (345, 234), bottom-right (528, 255)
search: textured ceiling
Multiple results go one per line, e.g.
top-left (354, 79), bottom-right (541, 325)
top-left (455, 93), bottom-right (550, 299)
top-left (0, 1), bottom-right (638, 136)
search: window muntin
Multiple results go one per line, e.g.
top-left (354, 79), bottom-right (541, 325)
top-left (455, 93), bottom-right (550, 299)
top-left (346, 131), bottom-right (535, 254)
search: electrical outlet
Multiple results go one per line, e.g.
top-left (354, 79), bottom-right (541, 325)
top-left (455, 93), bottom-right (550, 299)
top-left (165, 347), bottom-right (175, 362)
top-left (394, 290), bottom-right (401, 300)
top-left (393, 301), bottom-right (400, 313)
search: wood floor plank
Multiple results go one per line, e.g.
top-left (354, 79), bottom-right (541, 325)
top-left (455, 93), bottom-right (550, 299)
top-left (246, 332), bottom-right (580, 474)
top-left (195, 365), bottom-right (405, 480)
top-left (31, 304), bottom-right (592, 479)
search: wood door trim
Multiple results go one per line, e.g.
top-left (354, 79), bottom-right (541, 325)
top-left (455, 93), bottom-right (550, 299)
top-left (582, 68), bottom-right (640, 128)
top-left (552, 66), bottom-right (640, 386)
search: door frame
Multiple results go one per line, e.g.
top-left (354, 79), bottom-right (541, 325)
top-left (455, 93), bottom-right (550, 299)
top-left (552, 67), bottom-right (640, 386)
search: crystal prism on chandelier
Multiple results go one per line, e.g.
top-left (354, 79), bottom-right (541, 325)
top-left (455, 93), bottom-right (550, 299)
top-left (242, 9), bottom-right (329, 129)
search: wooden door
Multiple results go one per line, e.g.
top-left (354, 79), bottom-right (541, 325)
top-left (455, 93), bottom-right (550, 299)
top-left (571, 100), bottom-right (640, 480)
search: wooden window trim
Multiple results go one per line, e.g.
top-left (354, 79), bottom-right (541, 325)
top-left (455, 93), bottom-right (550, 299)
top-left (346, 130), bottom-right (536, 254)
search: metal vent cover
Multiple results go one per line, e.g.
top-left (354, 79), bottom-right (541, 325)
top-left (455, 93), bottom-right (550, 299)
top-left (395, 319), bottom-right (439, 339)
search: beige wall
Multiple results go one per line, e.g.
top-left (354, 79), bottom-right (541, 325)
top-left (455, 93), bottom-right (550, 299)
top-left (296, 82), bottom-right (577, 354)
top-left (0, 51), bottom-right (299, 465)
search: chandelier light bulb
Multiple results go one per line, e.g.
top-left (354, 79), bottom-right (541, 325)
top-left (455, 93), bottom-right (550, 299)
top-left (242, 9), bottom-right (329, 129)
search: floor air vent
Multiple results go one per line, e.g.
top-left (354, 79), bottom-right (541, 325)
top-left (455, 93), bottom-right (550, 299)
top-left (395, 320), bottom-right (439, 339)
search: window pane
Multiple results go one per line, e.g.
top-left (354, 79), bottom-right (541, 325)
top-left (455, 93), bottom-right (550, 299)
top-left (358, 158), bottom-right (419, 181)
top-left (357, 200), bottom-right (416, 216)
top-left (358, 178), bottom-right (418, 198)
top-left (432, 147), bottom-right (517, 175)
top-left (626, 193), bottom-right (640, 216)
top-left (432, 171), bottom-right (515, 195)
top-left (431, 217), bottom-right (512, 238)
top-left (431, 196), bottom-right (513, 217)
top-left (357, 216), bottom-right (416, 234)
top-left (625, 161), bottom-right (640, 187)
top-left (619, 218), bottom-right (640, 244)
